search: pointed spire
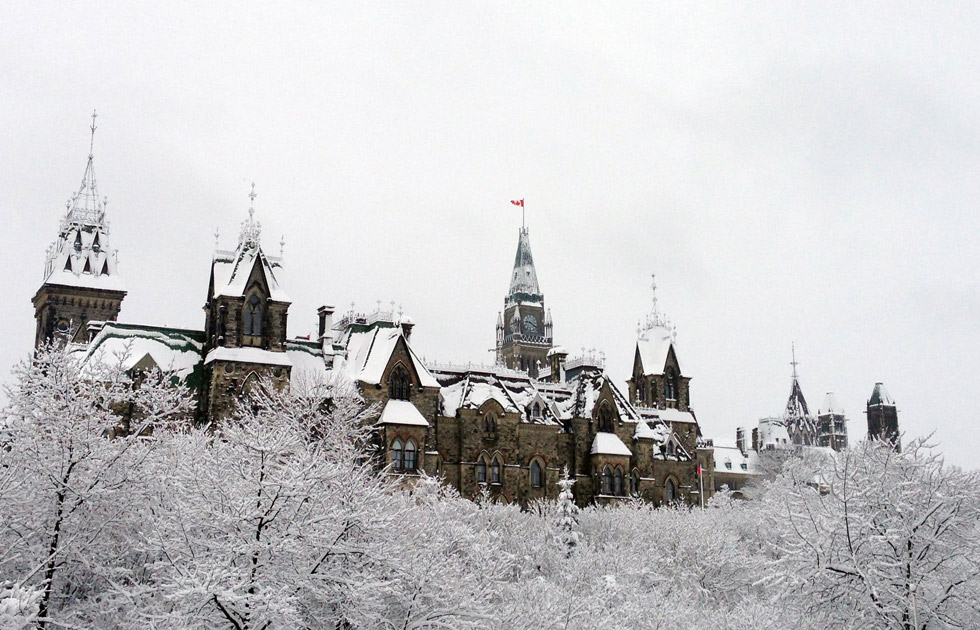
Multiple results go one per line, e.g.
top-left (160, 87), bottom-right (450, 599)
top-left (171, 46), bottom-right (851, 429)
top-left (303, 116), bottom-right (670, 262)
top-left (784, 345), bottom-right (811, 420)
top-left (639, 272), bottom-right (674, 339)
top-left (508, 227), bottom-right (542, 301)
top-left (64, 110), bottom-right (107, 228)
top-left (238, 182), bottom-right (262, 248)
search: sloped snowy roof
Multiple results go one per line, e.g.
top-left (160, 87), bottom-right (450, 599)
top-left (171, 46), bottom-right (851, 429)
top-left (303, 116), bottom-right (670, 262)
top-left (204, 347), bottom-right (292, 367)
top-left (868, 382), bottom-right (895, 406)
top-left (330, 325), bottom-right (438, 389)
top-left (211, 244), bottom-right (289, 302)
top-left (567, 369), bottom-right (639, 423)
top-left (590, 432), bottom-right (632, 457)
top-left (507, 227), bottom-right (542, 300)
top-left (639, 407), bottom-right (696, 425)
top-left (378, 399), bottom-right (429, 426)
top-left (285, 340), bottom-right (329, 388)
top-left (42, 224), bottom-right (125, 292)
top-left (82, 323), bottom-right (204, 388)
top-left (818, 392), bottom-right (846, 416)
top-left (712, 444), bottom-right (758, 475)
top-left (433, 369), bottom-right (562, 425)
top-left (633, 420), bottom-right (671, 443)
top-left (636, 326), bottom-right (682, 376)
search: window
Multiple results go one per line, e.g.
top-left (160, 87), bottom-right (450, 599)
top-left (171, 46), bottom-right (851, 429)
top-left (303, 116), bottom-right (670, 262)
top-left (531, 403), bottom-right (541, 419)
top-left (613, 468), bottom-right (623, 496)
top-left (391, 439), bottom-right (403, 472)
top-left (244, 295), bottom-right (263, 336)
top-left (740, 462), bottom-right (747, 471)
top-left (389, 365), bottom-right (412, 400)
top-left (597, 402), bottom-right (614, 433)
top-left (530, 460), bottom-right (543, 488)
top-left (650, 382), bottom-right (657, 403)
top-left (665, 370), bottom-right (677, 402)
top-left (637, 380), bottom-right (646, 402)
top-left (484, 413), bottom-right (497, 434)
top-left (601, 466), bottom-right (612, 495)
top-left (476, 459), bottom-right (487, 484)
top-left (630, 470), bottom-right (640, 495)
top-left (664, 477), bottom-right (676, 503)
top-left (666, 441), bottom-right (675, 456)
top-left (403, 441), bottom-right (416, 472)
top-left (491, 458), bottom-right (501, 484)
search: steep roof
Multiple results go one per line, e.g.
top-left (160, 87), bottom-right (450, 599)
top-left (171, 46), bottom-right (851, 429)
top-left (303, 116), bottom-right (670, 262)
top-left (868, 382), bottom-right (895, 406)
top-left (784, 375), bottom-right (811, 420)
top-left (82, 322), bottom-right (205, 389)
top-left (818, 392), bottom-right (846, 416)
top-left (590, 432), bottom-right (632, 456)
top-left (636, 326), bottom-right (683, 376)
top-left (211, 246), bottom-right (289, 302)
top-left (330, 325), bottom-right (438, 389)
top-left (378, 399), bottom-right (429, 426)
top-left (507, 227), bottom-right (542, 301)
top-left (433, 367), bottom-right (562, 426)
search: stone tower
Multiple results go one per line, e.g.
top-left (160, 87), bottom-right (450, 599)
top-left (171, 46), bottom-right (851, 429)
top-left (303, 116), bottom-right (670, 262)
top-left (816, 392), bottom-right (848, 451)
top-left (495, 227), bottom-right (552, 377)
top-left (32, 112), bottom-right (126, 348)
top-left (628, 275), bottom-right (691, 411)
top-left (867, 382), bottom-right (900, 451)
top-left (201, 185), bottom-right (292, 421)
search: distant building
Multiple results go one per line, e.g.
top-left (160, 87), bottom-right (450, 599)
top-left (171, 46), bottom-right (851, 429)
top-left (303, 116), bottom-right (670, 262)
top-left (866, 382), bottom-right (900, 451)
top-left (817, 392), bottom-right (848, 451)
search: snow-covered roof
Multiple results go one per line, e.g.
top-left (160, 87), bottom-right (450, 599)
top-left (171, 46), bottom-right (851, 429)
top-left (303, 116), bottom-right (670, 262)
top-left (285, 339), bottom-right (329, 388)
top-left (566, 369), bottom-right (639, 423)
top-left (433, 369), bottom-right (562, 425)
top-left (712, 444), bottom-right (758, 475)
top-left (633, 419), bottom-right (671, 443)
top-left (211, 245), bottom-right (289, 302)
top-left (204, 347), bottom-right (292, 367)
top-left (590, 432), bottom-right (632, 457)
top-left (639, 406), bottom-right (696, 424)
top-left (82, 322), bottom-right (205, 387)
top-left (636, 326), bottom-right (682, 376)
top-left (818, 392), bottom-right (845, 416)
top-left (868, 382), bottom-right (895, 406)
top-left (331, 325), bottom-right (438, 389)
top-left (378, 399), bottom-right (429, 426)
top-left (507, 227), bottom-right (542, 300)
top-left (756, 416), bottom-right (792, 449)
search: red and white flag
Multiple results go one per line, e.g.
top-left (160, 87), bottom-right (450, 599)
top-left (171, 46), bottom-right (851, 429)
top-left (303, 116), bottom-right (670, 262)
top-left (511, 199), bottom-right (524, 207)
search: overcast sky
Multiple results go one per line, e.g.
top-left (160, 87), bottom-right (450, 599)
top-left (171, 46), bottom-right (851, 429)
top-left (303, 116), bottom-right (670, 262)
top-left (3, 3), bottom-right (979, 468)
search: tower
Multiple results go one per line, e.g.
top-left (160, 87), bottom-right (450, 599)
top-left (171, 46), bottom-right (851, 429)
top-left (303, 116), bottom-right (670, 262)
top-left (816, 392), bottom-right (848, 451)
top-left (32, 111), bottom-right (126, 347)
top-left (866, 382), bottom-right (900, 451)
top-left (628, 274), bottom-right (691, 411)
top-left (202, 185), bottom-right (292, 421)
top-left (495, 227), bottom-right (552, 377)
top-left (783, 345), bottom-right (816, 446)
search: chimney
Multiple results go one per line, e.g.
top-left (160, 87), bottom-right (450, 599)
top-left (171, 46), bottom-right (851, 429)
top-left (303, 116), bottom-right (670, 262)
top-left (317, 305), bottom-right (334, 354)
top-left (548, 346), bottom-right (568, 384)
top-left (400, 315), bottom-right (415, 342)
top-left (86, 320), bottom-right (105, 342)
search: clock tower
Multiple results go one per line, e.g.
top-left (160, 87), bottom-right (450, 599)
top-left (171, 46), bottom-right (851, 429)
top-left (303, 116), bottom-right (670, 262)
top-left (495, 227), bottom-right (553, 377)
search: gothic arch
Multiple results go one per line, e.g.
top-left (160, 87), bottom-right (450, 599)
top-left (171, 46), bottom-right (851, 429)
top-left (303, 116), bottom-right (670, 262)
top-left (388, 362), bottom-right (413, 400)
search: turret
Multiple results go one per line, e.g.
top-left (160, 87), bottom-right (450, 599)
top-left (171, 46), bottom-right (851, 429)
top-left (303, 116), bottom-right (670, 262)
top-left (496, 226), bottom-right (553, 377)
top-left (867, 382), bottom-right (900, 451)
top-left (32, 111), bottom-right (126, 347)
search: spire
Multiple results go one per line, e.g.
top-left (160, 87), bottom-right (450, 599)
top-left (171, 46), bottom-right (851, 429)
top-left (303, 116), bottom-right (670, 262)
top-left (64, 110), bottom-right (107, 229)
top-left (868, 382), bottom-right (895, 406)
top-left (638, 273), bottom-right (674, 340)
top-left (238, 182), bottom-right (262, 248)
top-left (784, 345), bottom-right (810, 419)
top-left (507, 227), bottom-right (542, 301)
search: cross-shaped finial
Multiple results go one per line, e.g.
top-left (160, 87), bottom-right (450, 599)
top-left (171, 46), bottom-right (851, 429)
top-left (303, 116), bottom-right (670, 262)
top-left (279, 234), bottom-right (285, 258)
top-left (790, 343), bottom-right (799, 379)
top-left (89, 109), bottom-right (98, 156)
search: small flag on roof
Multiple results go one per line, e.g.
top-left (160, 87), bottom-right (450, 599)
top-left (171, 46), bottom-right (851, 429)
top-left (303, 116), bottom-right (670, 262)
top-left (511, 199), bottom-right (524, 207)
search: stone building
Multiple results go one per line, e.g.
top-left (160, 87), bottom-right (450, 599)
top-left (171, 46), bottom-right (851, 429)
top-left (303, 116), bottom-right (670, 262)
top-left (34, 120), bottom-right (706, 509)
top-left (866, 382), bottom-right (900, 451)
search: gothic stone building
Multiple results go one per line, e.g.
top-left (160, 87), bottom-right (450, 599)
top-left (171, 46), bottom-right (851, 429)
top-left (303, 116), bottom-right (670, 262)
top-left (34, 124), bottom-right (709, 509)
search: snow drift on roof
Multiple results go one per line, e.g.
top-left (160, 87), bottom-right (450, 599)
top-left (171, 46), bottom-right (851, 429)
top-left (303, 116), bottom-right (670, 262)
top-left (330, 326), bottom-right (438, 389)
top-left (378, 399), bottom-right (429, 426)
top-left (868, 382), bottom-right (895, 406)
top-left (590, 432), bottom-right (632, 457)
top-left (82, 323), bottom-right (204, 385)
top-left (636, 326), bottom-right (682, 376)
top-left (212, 244), bottom-right (290, 302)
top-left (819, 392), bottom-right (845, 416)
top-left (204, 347), bottom-right (292, 367)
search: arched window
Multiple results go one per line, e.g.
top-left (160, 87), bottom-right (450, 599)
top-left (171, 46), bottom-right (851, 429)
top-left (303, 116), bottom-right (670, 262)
top-left (601, 466), bottom-right (612, 495)
top-left (630, 470), bottom-right (640, 495)
top-left (484, 413), bottom-right (496, 434)
top-left (666, 440), bottom-right (675, 456)
top-left (476, 459), bottom-right (487, 484)
top-left (650, 382), bottom-right (657, 403)
top-left (490, 458), bottom-right (501, 484)
top-left (403, 441), bottom-right (416, 472)
top-left (664, 477), bottom-right (676, 503)
top-left (389, 365), bottom-right (412, 400)
top-left (665, 370), bottom-right (677, 403)
top-left (613, 468), bottom-right (623, 496)
top-left (597, 402), bottom-right (614, 433)
top-left (530, 460), bottom-right (543, 488)
top-left (531, 403), bottom-right (541, 419)
top-left (244, 295), bottom-right (263, 336)
top-left (391, 439), bottom-right (403, 472)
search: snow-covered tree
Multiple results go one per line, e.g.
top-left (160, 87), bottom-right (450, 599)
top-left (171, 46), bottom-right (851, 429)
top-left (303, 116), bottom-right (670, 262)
top-left (555, 467), bottom-right (580, 554)
top-left (0, 343), bottom-right (194, 628)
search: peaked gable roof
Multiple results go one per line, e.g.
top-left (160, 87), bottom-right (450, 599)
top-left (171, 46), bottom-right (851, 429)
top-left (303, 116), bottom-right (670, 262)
top-left (507, 227), bottom-right (542, 301)
top-left (636, 325), bottom-right (683, 376)
top-left (331, 325), bottom-right (438, 389)
top-left (211, 244), bottom-right (289, 302)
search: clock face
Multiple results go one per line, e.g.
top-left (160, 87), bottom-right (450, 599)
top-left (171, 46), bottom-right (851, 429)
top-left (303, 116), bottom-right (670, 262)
top-left (523, 314), bottom-right (538, 333)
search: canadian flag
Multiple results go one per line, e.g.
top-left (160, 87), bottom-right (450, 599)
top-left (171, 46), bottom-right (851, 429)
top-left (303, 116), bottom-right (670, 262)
top-left (511, 199), bottom-right (524, 207)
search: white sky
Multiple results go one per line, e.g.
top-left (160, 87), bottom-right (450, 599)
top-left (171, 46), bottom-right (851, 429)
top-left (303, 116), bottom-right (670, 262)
top-left (3, 3), bottom-right (979, 469)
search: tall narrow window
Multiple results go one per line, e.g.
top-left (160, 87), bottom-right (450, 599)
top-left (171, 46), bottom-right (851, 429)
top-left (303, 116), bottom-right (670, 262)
top-left (403, 441), bottom-right (416, 472)
top-left (664, 478), bottom-right (676, 503)
top-left (476, 459), bottom-right (487, 484)
top-left (389, 365), bottom-right (412, 400)
top-left (530, 460), bottom-right (543, 488)
top-left (491, 458), bottom-right (501, 484)
top-left (597, 402), bottom-right (614, 433)
top-left (391, 439), bottom-right (403, 472)
top-left (601, 466), bottom-right (612, 495)
top-left (613, 468), bottom-right (623, 496)
top-left (630, 470), bottom-right (639, 495)
top-left (484, 413), bottom-right (496, 434)
top-left (244, 295), bottom-right (263, 336)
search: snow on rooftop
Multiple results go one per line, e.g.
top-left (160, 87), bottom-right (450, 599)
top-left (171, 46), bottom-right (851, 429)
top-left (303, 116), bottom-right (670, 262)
top-left (633, 420), bottom-right (670, 443)
top-left (330, 325), bottom-right (438, 389)
top-left (204, 347), bottom-right (292, 367)
top-left (212, 244), bottom-right (290, 302)
top-left (819, 392), bottom-right (846, 416)
top-left (636, 327), bottom-right (681, 376)
top-left (869, 382), bottom-right (895, 406)
top-left (590, 432), bottom-right (633, 457)
top-left (378, 399), bottom-right (429, 426)
top-left (712, 445), bottom-right (758, 475)
top-left (285, 341), bottom-right (329, 388)
top-left (83, 323), bottom-right (203, 382)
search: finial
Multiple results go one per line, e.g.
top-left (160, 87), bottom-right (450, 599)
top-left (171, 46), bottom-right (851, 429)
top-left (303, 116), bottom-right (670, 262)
top-left (651, 273), bottom-right (659, 314)
top-left (376, 299), bottom-right (382, 312)
top-left (790, 343), bottom-right (799, 380)
top-left (214, 227), bottom-right (220, 248)
top-left (398, 303), bottom-right (404, 317)
top-left (279, 234), bottom-right (285, 258)
top-left (248, 182), bottom-right (257, 216)
top-left (89, 109), bottom-right (98, 158)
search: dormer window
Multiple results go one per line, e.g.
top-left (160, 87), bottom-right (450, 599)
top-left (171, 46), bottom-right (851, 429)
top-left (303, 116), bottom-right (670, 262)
top-left (244, 295), bottom-right (263, 336)
top-left (389, 365), bottom-right (412, 400)
top-left (597, 402), bottom-right (614, 433)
